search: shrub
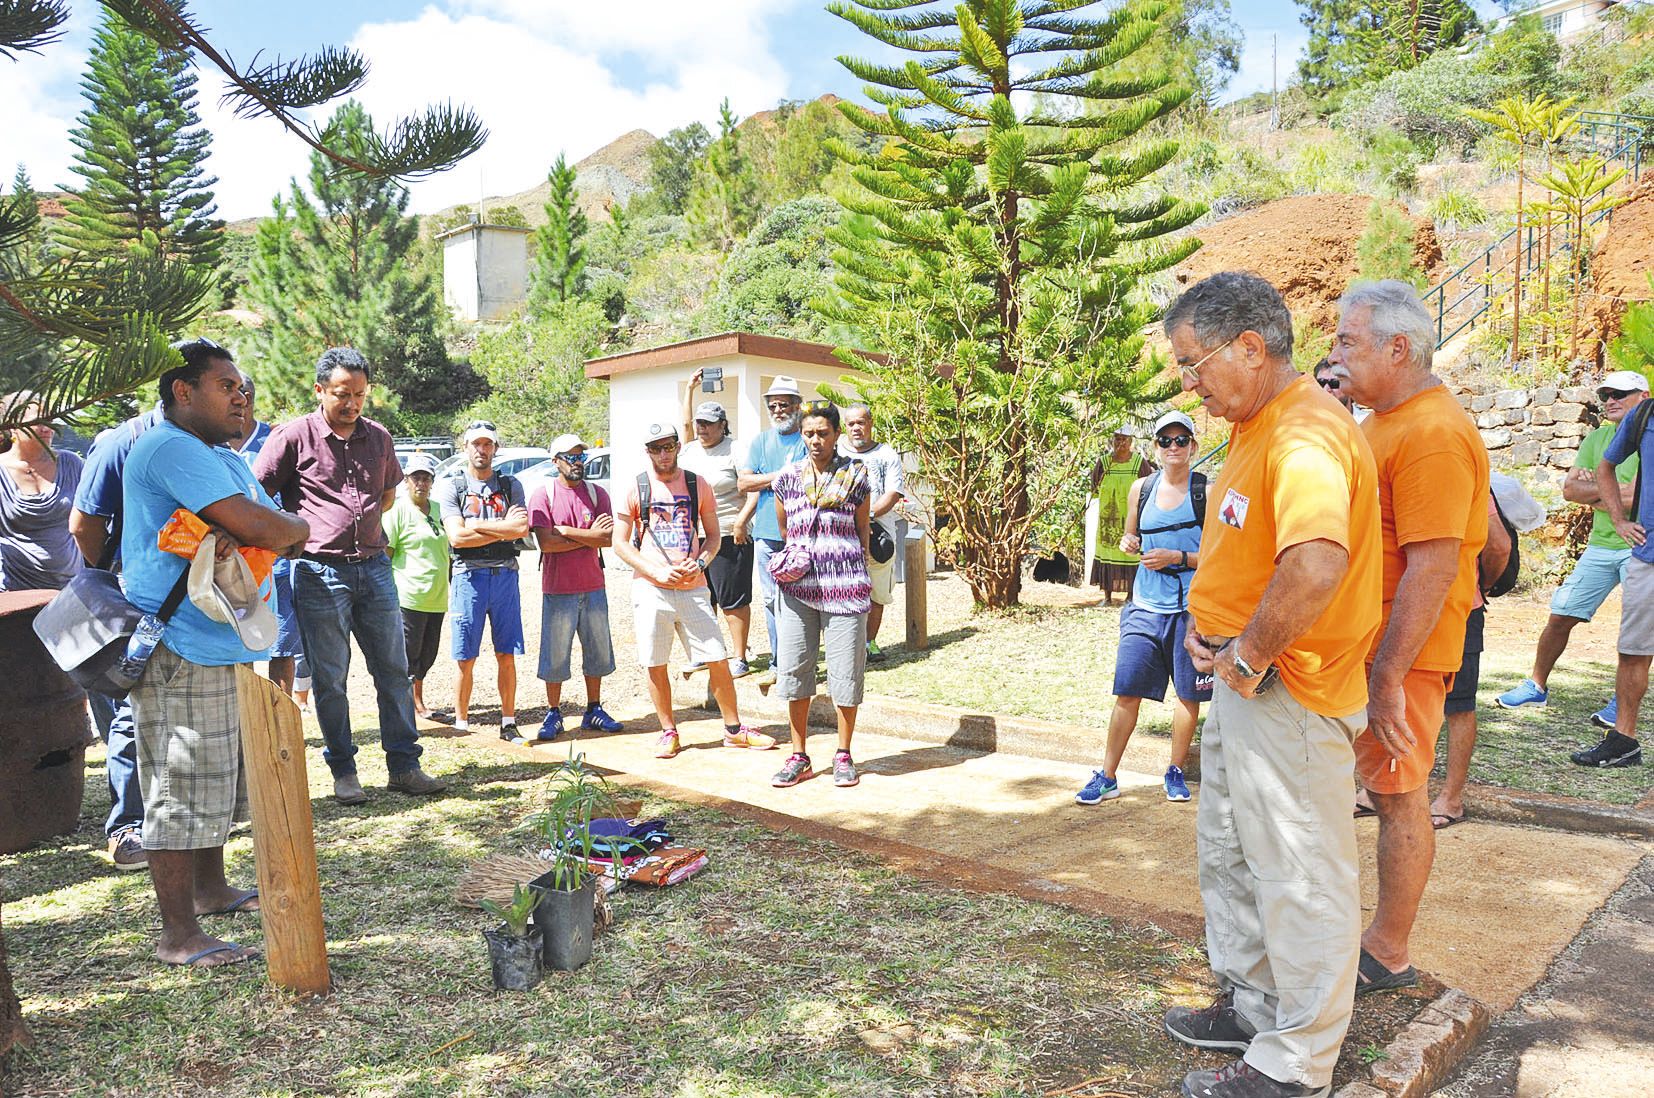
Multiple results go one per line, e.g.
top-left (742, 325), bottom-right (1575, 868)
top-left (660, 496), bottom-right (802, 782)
top-left (1429, 187), bottom-right (1489, 233)
top-left (1335, 50), bottom-right (1487, 153)
top-left (1356, 200), bottom-right (1426, 288)
top-left (1359, 129), bottom-right (1425, 196)
top-left (694, 196), bottom-right (841, 341)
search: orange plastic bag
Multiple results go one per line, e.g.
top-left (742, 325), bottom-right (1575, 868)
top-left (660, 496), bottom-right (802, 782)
top-left (157, 508), bottom-right (276, 590)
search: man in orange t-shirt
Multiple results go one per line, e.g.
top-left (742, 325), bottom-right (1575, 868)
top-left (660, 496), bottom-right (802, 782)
top-left (1159, 273), bottom-right (1381, 1098)
top-left (1330, 280), bottom-right (1489, 998)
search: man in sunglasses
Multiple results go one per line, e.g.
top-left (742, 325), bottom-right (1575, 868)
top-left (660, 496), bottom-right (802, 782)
top-left (438, 421), bottom-right (530, 742)
top-left (737, 375), bottom-right (809, 687)
top-left (1313, 358), bottom-right (1355, 415)
top-left (1499, 370), bottom-right (1646, 741)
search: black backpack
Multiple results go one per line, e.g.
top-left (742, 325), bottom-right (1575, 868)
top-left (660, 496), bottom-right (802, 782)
top-left (447, 470), bottom-right (523, 563)
top-left (1135, 470), bottom-right (1207, 574)
top-left (633, 469), bottom-right (702, 551)
top-left (1627, 397), bottom-right (1654, 523)
top-left (1484, 492), bottom-right (1521, 598)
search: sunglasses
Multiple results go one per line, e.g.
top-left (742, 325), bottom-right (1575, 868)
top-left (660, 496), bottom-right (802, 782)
top-left (646, 439), bottom-right (679, 454)
top-left (804, 400), bottom-right (835, 414)
top-left (467, 419), bottom-right (496, 431)
top-left (1178, 335), bottom-right (1238, 382)
top-left (1156, 434), bottom-right (1194, 448)
top-left (170, 336), bottom-right (227, 353)
top-left (1601, 388), bottom-right (1637, 400)
top-left (555, 451), bottom-right (587, 463)
top-left (766, 399), bottom-right (800, 412)
top-left (1317, 377), bottom-right (1341, 391)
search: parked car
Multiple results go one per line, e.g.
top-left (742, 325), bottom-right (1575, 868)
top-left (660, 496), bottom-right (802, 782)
top-left (514, 447), bottom-right (611, 509)
top-left (434, 446), bottom-right (553, 483)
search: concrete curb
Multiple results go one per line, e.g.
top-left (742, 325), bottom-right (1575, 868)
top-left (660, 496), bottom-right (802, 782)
top-left (671, 674), bottom-right (1200, 781)
top-left (1461, 782), bottom-right (1654, 839)
top-left (1333, 988), bottom-right (1491, 1098)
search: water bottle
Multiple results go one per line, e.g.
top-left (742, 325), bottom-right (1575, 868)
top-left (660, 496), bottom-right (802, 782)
top-left (115, 613), bottom-right (166, 685)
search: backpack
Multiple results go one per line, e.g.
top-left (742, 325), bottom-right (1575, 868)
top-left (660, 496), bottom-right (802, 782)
top-left (1628, 397), bottom-right (1654, 523)
top-left (1483, 492), bottom-right (1521, 598)
top-left (632, 469), bottom-right (702, 551)
top-left (447, 470), bottom-right (523, 562)
top-left (1134, 471), bottom-right (1207, 573)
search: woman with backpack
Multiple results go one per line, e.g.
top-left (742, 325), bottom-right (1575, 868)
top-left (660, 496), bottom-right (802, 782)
top-left (1077, 410), bottom-right (1211, 806)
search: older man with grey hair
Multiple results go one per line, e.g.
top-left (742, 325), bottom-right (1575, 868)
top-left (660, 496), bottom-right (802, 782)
top-left (1331, 279), bottom-right (1488, 997)
top-left (1160, 272), bottom-right (1382, 1098)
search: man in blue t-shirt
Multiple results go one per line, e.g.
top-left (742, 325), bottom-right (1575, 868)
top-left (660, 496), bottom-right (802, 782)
top-left (122, 339), bottom-right (309, 969)
top-left (1588, 399), bottom-right (1654, 769)
top-left (737, 375), bottom-right (808, 687)
top-left (70, 402), bottom-right (164, 873)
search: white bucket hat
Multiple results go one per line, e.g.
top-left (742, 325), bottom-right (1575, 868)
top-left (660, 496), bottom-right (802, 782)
top-left (188, 534), bottom-right (279, 651)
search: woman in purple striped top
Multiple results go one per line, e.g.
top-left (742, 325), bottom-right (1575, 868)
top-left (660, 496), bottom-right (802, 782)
top-left (769, 402), bottom-right (872, 789)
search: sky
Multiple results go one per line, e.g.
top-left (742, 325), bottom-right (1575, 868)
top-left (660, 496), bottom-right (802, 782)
top-left (0, 1), bottom-right (1502, 220)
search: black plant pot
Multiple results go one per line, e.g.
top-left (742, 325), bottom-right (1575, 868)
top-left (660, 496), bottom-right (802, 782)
top-left (483, 924), bottom-right (543, 991)
top-left (529, 870), bottom-right (596, 972)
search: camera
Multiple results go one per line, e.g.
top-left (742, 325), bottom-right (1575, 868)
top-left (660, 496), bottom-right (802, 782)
top-left (701, 366), bottom-right (723, 393)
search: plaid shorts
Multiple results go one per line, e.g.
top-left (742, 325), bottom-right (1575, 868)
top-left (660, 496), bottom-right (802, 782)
top-left (131, 646), bottom-right (249, 851)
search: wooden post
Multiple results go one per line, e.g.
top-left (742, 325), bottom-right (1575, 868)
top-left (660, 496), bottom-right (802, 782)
top-left (236, 665), bottom-right (330, 997)
top-left (904, 534), bottom-right (928, 651)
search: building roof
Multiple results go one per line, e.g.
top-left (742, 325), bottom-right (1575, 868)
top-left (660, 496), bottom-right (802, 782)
top-left (434, 222), bottom-right (534, 242)
top-left (585, 331), bottom-right (873, 379)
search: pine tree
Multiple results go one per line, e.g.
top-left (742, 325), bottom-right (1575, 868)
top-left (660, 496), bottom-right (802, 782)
top-left (60, 3), bottom-right (221, 265)
top-left (824, 0), bottom-right (1203, 608)
top-left (646, 123), bottom-right (711, 215)
top-left (529, 153), bottom-right (588, 311)
top-left (1297, 0), bottom-right (1478, 97)
top-left (244, 101), bottom-right (482, 424)
top-left (686, 99), bottom-right (759, 250)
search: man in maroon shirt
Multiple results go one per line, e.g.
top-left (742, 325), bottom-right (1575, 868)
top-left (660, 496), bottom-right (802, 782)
top-left (254, 348), bottom-right (447, 804)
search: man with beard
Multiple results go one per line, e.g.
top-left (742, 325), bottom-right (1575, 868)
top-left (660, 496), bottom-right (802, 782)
top-left (738, 376), bottom-right (809, 687)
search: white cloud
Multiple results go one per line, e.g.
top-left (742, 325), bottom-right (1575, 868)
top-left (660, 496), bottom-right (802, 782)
top-left (0, 12), bottom-right (93, 193)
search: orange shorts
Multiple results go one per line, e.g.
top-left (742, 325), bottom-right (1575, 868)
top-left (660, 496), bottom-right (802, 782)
top-left (1355, 666), bottom-right (1451, 795)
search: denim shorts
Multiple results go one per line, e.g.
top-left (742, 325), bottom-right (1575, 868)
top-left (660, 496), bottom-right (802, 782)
top-left (1550, 544), bottom-right (1632, 621)
top-left (450, 567), bottom-right (525, 660)
top-left (1112, 604), bottom-right (1212, 703)
top-left (537, 589), bottom-right (617, 683)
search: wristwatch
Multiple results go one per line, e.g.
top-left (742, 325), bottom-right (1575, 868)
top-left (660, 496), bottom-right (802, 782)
top-left (1231, 646), bottom-right (1265, 680)
top-left (694, 558), bottom-right (708, 572)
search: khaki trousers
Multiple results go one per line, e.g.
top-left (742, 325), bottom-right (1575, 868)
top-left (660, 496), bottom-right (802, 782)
top-left (1197, 678), bottom-right (1364, 1087)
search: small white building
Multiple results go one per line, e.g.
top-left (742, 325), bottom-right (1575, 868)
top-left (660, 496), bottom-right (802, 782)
top-left (585, 331), bottom-right (874, 497)
top-left (1496, 0), bottom-right (1619, 39)
top-left (438, 222), bottom-right (531, 322)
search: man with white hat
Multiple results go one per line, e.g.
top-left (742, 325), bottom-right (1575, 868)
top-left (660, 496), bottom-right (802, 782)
top-left (122, 338), bottom-right (310, 968)
top-left (526, 432), bottom-right (623, 741)
top-left (1498, 369), bottom-right (1648, 736)
top-left (1077, 409), bottom-right (1210, 808)
top-left (438, 419), bottom-right (530, 742)
top-left (738, 375), bottom-right (809, 686)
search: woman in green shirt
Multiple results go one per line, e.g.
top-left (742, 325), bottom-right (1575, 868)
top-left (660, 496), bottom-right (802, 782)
top-left (385, 453), bottom-right (452, 717)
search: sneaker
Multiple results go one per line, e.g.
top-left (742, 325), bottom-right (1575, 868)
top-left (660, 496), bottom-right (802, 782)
top-left (1495, 678), bottom-right (1548, 709)
top-left (387, 767), bottom-right (448, 796)
top-left (1164, 991), bottom-right (1256, 1053)
top-left (1164, 765), bottom-right (1192, 802)
top-left (771, 752), bottom-right (814, 787)
top-left (1592, 696), bottom-right (1619, 731)
top-left (833, 750), bottom-right (859, 787)
top-left (108, 828), bottom-right (147, 873)
top-left (1569, 732), bottom-right (1643, 768)
top-left (501, 721), bottom-right (528, 745)
top-left (729, 658), bottom-right (751, 678)
top-left (1075, 769), bottom-right (1120, 805)
top-left (333, 772), bottom-right (368, 805)
top-left (655, 729), bottom-right (681, 759)
top-left (581, 704), bottom-right (623, 733)
top-left (722, 726), bottom-right (777, 750)
top-left (866, 640), bottom-right (886, 663)
top-left (1181, 1060), bottom-right (1328, 1098)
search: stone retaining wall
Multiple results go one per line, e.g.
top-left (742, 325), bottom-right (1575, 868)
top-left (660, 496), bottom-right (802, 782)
top-left (1454, 385), bottom-right (1602, 489)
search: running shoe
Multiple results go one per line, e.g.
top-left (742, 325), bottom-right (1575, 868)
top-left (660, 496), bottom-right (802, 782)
top-left (1076, 769), bottom-right (1120, 805)
top-left (729, 658), bottom-right (751, 678)
top-left (771, 752), bottom-right (813, 787)
top-left (1569, 732), bottom-right (1642, 768)
top-left (655, 728), bottom-right (681, 759)
top-left (533, 711), bottom-right (561, 743)
top-left (501, 722), bottom-right (528, 745)
top-left (833, 750), bottom-right (859, 787)
top-left (1163, 990), bottom-right (1255, 1052)
top-left (581, 704), bottom-right (623, 733)
top-left (1495, 679), bottom-right (1547, 709)
top-left (1164, 765), bottom-right (1192, 802)
top-left (722, 726), bottom-right (777, 750)
top-left (866, 640), bottom-right (886, 662)
top-left (1591, 696), bottom-right (1619, 731)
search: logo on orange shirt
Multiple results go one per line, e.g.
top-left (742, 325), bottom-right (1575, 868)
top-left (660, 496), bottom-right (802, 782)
top-left (1219, 488), bottom-right (1249, 529)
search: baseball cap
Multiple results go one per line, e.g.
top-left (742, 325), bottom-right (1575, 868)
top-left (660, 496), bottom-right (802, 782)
top-left (693, 400), bottom-right (727, 423)
top-left (642, 422), bottom-right (678, 445)
top-left (1112, 423), bottom-right (1139, 438)
top-left (1152, 410), bottom-right (1196, 436)
top-left (1597, 370), bottom-right (1649, 398)
top-left (463, 419), bottom-right (499, 444)
top-left (550, 433), bottom-right (586, 454)
top-left (765, 376), bottom-right (802, 399)
top-left (404, 452), bottom-right (439, 475)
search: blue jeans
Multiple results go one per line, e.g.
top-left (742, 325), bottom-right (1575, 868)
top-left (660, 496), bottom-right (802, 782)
top-left (537, 589), bottom-right (617, 682)
top-left (755, 538), bottom-right (784, 665)
top-left (293, 555), bottom-right (422, 778)
top-left (88, 692), bottom-right (143, 837)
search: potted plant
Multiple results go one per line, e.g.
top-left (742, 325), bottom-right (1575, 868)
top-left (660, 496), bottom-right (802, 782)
top-left (480, 883), bottom-right (542, 991)
top-left (528, 753), bottom-right (638, 971)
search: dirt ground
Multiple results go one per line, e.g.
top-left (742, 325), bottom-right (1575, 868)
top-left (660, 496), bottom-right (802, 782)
top-left (1172, 193), bottom-right (1444, 333)
top-left (1588, 175), bottom-right (1654, 349)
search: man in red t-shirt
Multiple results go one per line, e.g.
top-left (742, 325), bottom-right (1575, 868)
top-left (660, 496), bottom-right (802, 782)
top-left (526, 434), bottom-right (623, 742)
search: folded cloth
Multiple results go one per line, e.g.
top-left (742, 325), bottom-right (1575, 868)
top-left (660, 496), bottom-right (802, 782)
top-left (566, 818), bottom-right (673, 861)
top-left (626, 847), bottom-right (709, 888)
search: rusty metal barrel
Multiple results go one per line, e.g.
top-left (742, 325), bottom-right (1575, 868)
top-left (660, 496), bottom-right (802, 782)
top-left (0, 590), bottom-right (94, 855)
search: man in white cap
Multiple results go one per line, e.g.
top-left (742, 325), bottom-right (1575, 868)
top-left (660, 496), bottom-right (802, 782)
top-left (1077, 409), bottom-right (1210, 807)
top-left (738, 375), bottom-right (808, 686)
top-left (438, 420), bottom-right (530, 741)
top-left (615, 422), bottom-right (773, 757)
top-left (1499, 369), bottom-right (1647, 736)
top-left (526, 433), bottom-right (623, 741)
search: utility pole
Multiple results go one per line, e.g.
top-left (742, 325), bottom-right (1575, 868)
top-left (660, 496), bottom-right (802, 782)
top-left (1270, 34), bottom-right (1279, 130)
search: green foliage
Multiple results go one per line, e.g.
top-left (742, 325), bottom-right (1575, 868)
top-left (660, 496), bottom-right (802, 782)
top-left (425, 203), bottom-right (528, 236)
top-left (1428, 187), bottom-right (1488, 232)
top-left (686, 99), bottom-right (760, 250)
top-left (528, 154), bottom-right (588, 312)
top-left (1355, 200), bottom-right (1425, 287)
top-left (825, 0), bottom-right (1202, 607)
top-left (1297, 0), bottom-right (1479, 102)
top-left (242, 100), bottom-right (483, 428)
top-left (1608, 280), bottom-right (1654, 383)
top-left (467, 301), bottom-right (609, 446)
top-left (647, 123), bottom-right (711, 216)
top-left (479, 884), bottom-right (538, 938)
top-left (1472, 15), bottom-right (1562, 101)
top-left (531, 753), bottom-right (629, 891)
top-left (1170, 138), bottom-right (1289, 213)
top-left (1293, 313), bottom-right (1334, 374)
top-left (61, 4), bottom-right (221, 266)
top-left (696, 197), bottom-right (841, 341)
top-left (1334, 49), bottom-right (1491, 152)
top-left (1359, 128), bottom-right (1424, 195)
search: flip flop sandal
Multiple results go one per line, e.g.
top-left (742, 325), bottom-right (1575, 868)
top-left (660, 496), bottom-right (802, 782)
top-left (1353, 804), bottom-right (1378, 819)
top-left (1431, 812), bottom-right (1466, 830)
top-left (171, 942), bottom-right (258, 968)
top-left (1355, 947), bottom-right (1418, 995)
top-left (202, 889), bottom-right (259, 916)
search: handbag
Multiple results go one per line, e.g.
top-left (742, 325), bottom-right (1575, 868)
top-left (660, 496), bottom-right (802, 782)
top-left (869, 522), bottom-right (895, 564)
top-left (32, 563), bottom-right (192, 700)
top-left (766, 509), bottom-right (820, 583)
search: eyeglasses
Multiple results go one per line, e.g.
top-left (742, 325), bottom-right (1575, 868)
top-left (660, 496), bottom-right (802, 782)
top-left (646, 439), bottom-right (679, 454)
top-left (1156, 434), bottom-right (1194, 448)
top-left (555, 451), bottom-right (587, 463)
top-left (1178, 335), bottom-right (1238, 382)
top-left (1601, 388), bottom-right (1637, 400)
top-left (1317, 377), bottom-right (1341, 391)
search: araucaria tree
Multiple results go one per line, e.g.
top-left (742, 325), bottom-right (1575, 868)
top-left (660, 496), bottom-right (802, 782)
top-left (529, 153), bottom-right (588, 311)
top-left (824, 0), bottom-right (1203, 608)
top-left (60, 2), bottom-right (221, 265)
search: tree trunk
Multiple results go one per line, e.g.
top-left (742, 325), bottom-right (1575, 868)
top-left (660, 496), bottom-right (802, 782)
top-left (1511, 160), bottom-right (1525, 366)
top-left (1, 890), bottom-right (33, 1061)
